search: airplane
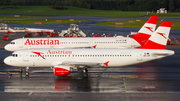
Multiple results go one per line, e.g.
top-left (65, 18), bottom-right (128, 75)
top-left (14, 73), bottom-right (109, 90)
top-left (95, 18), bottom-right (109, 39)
top-left (4, 16), bottom-right (158, 52)
top-left (4, 21), bottom-right (174, 77)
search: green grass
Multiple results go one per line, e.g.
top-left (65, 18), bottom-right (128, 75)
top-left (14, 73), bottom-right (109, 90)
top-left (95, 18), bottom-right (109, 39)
top-left (147, 13), bottom-right (180, 17)
top-left (96, 20), bottom-right (180, 30)
top-left (0, 6), bottom-right (146, 17)
top-left (0, 19), bottom-right (89, 25)
top-left (0, 6), bottom-right (180, 17)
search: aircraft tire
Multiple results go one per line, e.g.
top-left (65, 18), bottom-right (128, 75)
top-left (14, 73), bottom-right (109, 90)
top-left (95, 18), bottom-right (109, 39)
top-left (25, 72), bottom-right (29, 77)
top-left (82, 68), bottom-right (88, 78)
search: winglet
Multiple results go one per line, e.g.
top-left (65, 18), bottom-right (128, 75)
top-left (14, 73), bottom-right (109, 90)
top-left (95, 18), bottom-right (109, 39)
top-left (131, 16), bottom-right (158, 45)
top-left (103, 61), bottom-right (109, 66)
top-left (138, 21), bottom-right (172, 50)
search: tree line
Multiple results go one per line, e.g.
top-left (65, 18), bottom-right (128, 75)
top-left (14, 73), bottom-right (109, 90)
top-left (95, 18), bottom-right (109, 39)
top-left (0, 0), bottom-right (180, 12)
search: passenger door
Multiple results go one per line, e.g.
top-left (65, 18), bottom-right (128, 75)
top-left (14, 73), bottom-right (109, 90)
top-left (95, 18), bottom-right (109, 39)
top-left (19, 40), bottom-right (23, 48)
top-left (23, 51), bottom-right (29, 61)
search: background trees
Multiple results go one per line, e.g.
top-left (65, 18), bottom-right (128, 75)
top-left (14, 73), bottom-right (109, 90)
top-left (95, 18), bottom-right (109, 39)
top-left (0, 0), bottom-right (180, 12)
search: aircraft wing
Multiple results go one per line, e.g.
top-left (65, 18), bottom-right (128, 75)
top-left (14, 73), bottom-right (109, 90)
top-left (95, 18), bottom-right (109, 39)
top-left (59, 61), bottom-right (109, 68)
top-left (57, 45), bottom-right (97, 49)
top-left (118, 46), bottom-right (128, 49)
top-left (56, 46), bottom-right (92, 49)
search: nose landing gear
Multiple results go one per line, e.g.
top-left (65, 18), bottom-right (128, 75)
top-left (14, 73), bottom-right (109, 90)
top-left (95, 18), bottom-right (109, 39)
top-left (25, 67), bottom-right (29, 77)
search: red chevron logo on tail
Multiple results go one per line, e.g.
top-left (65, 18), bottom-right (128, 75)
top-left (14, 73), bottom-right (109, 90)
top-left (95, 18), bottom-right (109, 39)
top-left (144, 26), bottom-right (153, 32)
top-left (157, 32), bottom-right (166, 39)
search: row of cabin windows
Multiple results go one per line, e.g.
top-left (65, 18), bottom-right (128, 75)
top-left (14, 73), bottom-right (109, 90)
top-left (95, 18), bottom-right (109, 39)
top-left (60, 42), bottom-right (89, 44)
top-left (30, 54), bottom-right (132, 57)
top-left (10, 40), bottom-right (127, 45)
top-left (24, 41), bottom-right (126, 44)
top-left (95, 41), bottom-right (126, 44)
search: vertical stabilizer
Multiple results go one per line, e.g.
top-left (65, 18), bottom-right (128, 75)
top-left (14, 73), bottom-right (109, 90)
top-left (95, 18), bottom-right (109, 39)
top-left (138, 21), bottom-right (172, 49)
top-left (131, 16), bottom-right (158, 45)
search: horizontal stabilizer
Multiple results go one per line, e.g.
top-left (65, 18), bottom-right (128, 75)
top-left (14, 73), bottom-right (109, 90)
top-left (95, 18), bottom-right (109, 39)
top-left (153, 51), bottom-right (175, 56)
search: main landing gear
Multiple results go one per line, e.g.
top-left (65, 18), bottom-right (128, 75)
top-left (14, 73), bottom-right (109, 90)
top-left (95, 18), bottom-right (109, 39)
top-left (25, 67), bottom-right (29, 77)
top-left (82, 68), bottom-right (88, 78)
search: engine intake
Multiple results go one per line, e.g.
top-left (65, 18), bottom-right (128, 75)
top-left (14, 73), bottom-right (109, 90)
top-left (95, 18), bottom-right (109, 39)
top-left (53, 65), bottom-right (77, 76)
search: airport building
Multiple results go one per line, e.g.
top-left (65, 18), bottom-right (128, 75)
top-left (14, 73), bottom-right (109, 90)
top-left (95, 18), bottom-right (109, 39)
top-left (157, 8), bottom-right (167, 13)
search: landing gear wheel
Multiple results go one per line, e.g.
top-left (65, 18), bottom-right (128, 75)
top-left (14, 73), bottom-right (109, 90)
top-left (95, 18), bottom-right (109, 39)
top-left (25, 67), bottom-right (29, 77)
top-left (25, 72), bottom-right (29, 77)
top-left (82, 68), bottom-right (88, 78)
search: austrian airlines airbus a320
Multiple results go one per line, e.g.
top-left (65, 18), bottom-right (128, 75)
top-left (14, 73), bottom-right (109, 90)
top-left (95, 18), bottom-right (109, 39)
top-left (4, 16), bottom-right (158, 52)
top-left (4, 21), bottom-right (174, 77)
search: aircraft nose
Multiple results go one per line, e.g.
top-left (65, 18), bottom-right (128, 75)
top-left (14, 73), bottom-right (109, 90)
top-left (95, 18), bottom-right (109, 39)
top-left (4, 44), bottom-right (13, 51)
top-left (4, 56), bottom-right (18, 67)
top-left (4, 57), bottom-right (10, 65)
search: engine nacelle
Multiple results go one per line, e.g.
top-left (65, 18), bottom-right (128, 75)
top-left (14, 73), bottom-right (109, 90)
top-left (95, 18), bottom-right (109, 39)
top-left (53, 65), bottom-right (77, 76)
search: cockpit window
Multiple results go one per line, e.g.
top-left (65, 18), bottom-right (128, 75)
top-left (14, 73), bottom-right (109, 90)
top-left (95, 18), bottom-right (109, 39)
top-left (10, 42), bottom-right (15, 44)
top-left (11, 54), bottom-right (18, 57)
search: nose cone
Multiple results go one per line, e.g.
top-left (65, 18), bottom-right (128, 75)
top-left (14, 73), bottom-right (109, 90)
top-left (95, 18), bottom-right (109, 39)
top-left (4, 57), bottom-right (10, 65)
top-left (4, 56), bottom-right (18, 67)
top-left (4, 44), bottom-right (14, 52)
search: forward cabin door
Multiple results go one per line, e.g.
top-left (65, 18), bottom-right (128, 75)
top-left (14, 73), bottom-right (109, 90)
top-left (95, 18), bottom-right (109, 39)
top-left (23, 51), bottom-right (29, 61)
top-left (19, 40), bottom-right (23, 48)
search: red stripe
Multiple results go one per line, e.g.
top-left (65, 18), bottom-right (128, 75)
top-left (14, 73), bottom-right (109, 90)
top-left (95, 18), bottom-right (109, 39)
top-left (160, 21), bottom-right (172, 27)
top-left (131, 33), bottom-right (151, 45)
top-left (131, 32), bottom-right (151, 38)
top-left (146, 16), bottom-right (158, 24)
top-left (138, 40), bottom-right (166, 49)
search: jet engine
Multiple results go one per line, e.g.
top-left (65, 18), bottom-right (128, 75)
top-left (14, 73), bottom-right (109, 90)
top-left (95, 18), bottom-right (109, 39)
top-left (53, 65), bottom-right (77, 76)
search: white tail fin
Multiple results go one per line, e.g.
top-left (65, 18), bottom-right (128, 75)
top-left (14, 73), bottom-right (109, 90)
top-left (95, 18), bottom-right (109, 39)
top-left (138, 21), bottom-right (172, 50)
top-left (131, 16), bottom-right (158, 45)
